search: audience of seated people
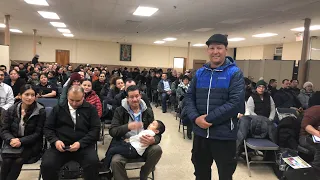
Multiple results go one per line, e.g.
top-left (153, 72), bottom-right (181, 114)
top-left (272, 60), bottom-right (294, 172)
top-left (5, 69), bottom-right (27, 102)
top-left (92, 72), bottom-right (108, 100)
top-left (274, 79), bottom-right (302, 110)
top-left (298, 81), bottom-right (314, 110)
top-left (36, 73), bottom-right (57, 98)
top-left (290, 79), bottom-right (300, 97)
top-left (245, 80), bottom-right (276, 120)
top-left (59, 73), bottom-right (83, 105)
top-left (157, 73), bottom-right (173, 113)
top-left (105, 76), bottom-right (125, 105)
top-left (268, 78), bottom-right (278, 98)
top-left (0, 69), bottom-right (14, 111)
top-left (0, 84), bottom-right (46, 180)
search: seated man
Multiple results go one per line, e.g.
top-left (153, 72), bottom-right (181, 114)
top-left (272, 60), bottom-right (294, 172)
top-left (113, 78), bottom-right (151, 110)
top-left (107, 85), bottom-right (163, 180)
top-left (274, 79), bottom-right (302, 109)
top-left (36, 73), bottom-right (57, 98)
top-left (299, 91), bottom-right (320, 174)
top-left (101, 120), bottom-right (165, 177)
top-left (41, 85), bottom-right (101, 180)
top-left (157, 73), bottom-right (172, 113)
top-left (0, 69), bottom-right (14, 111)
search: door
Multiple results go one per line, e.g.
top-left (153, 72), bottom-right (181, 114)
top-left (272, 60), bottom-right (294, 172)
top-left (193, 60), bottom-right (206, 71)
top-left (56, 50), bottom-right (70, 65)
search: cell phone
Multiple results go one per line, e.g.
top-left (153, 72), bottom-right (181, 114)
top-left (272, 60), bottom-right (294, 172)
top-left (63, 146), bottom-right (70, 150)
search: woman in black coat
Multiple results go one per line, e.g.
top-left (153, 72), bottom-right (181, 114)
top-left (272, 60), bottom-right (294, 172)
top-left (0, 84), bottom-right (46, 180)
top-left (92, 73), bottom-right (108, 99)
top-left (5, 69), bottom-right (26, 100)
top-left (105, 76), bottom-right (124, 105)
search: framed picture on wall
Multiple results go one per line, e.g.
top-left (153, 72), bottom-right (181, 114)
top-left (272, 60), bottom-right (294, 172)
top-left (120, 44), bottom-right (132, 61)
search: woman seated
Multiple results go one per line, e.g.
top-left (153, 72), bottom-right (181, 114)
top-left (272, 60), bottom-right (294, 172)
top-left (105, 76), bottom-right (124, 105)
top-left (298, 81), bottom-right (314, 109)
top-left (47, 71), bottom-right (58, 85)
top-left (5, 69), bottom-right (26, 101)
top-left (81, 80), bottom-right (102, 117)
top-left (36, 73), bottom-right (57, 98)
top-left (245, 80), bottom-right (276, 120)
top-left (92, 73), bottom-right (107, 99)
top-left (0, 84), bottom-right (46, 180)
top-left (299, 91), bottom-right (320, 172)
top-left (58, 73), bottom-right (83, 105)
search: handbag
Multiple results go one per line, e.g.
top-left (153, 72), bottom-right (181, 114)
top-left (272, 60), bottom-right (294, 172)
top-left (1, 144), bottom-right (24, 158)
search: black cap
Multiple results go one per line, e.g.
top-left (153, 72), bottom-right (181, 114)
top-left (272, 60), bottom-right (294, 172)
top-left (206, 34), bottom-right (228, 47)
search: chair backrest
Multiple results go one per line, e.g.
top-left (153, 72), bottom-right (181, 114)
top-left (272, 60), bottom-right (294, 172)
top-left (37, 98), bottom-right (58, 107)
top-left (45, 107), bottom-right (53, 118)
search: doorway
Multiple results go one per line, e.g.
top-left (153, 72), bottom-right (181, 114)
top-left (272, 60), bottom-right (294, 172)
top-left (56, 50), bottom-right (70, 65)
top-left (173, 57), bottom-right (186, 73)
top-left (193, 60), bottom-right (206, 71)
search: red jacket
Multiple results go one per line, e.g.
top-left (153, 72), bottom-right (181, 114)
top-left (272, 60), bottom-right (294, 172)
top-left (85, 90), bottom-right (102, 117)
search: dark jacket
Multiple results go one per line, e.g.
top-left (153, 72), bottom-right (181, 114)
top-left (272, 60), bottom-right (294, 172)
top-left (251, 93), bottom-right (271, 118)
top-left (57, 73), bottom-right (68, 85)
top-left (151, 77), bottom-right (160, 90)
top-left (48, 77), bottom-right (58, 85)
top-left (113, 90), bottom-right (151, 111)
top-left (31, 57), bottom-right (39, 65)
top-left (44, 101), bottom-right (101, 148)
top-left (100, 83), bottom-right (110, 100)
top-left (274, 88), bottom-right (302, 108)
top-left (157, 79), bottom-right (172, 93)
top-left (105, 88), bottom-right (121, 105)
top-left (5, 78), bottom-right (26, 97)
top-left (276, 116), bottom-right (301, 150)
top-left (92, 80), bottom-right (106, 99)
top-left (185, 57), bottom-right (245, 140)
top-left (109, 99), bottom-right (161, 144)
top-left (1, 102), bottom-right (46, 156)
top-left (268, 85), bottom-right (278, 98)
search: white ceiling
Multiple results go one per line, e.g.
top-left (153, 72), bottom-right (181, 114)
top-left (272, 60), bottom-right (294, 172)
top-left (1, 0), bottom-right (320, 47)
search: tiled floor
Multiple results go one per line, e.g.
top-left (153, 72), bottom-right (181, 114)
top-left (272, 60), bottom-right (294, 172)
top-left (18, 105), bottom-right (278, 180)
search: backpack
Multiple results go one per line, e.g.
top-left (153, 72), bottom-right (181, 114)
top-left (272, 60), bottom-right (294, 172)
top-left (59, 161), bottom-right (83, 179)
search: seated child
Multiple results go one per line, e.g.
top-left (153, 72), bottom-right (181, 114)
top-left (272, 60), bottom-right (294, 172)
top-left (101, 120), bottom-right (165, 174)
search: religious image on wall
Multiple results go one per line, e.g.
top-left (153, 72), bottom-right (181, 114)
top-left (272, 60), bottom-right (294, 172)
top-left (120, 44), bottom-right (132, 61)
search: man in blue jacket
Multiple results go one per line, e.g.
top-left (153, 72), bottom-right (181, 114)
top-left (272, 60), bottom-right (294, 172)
top-left (185, 34), bottom-right (245, 180)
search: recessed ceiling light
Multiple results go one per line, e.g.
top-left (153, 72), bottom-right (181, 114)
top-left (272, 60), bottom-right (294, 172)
top-left (38, 11), bottom-right (60, 19)
top-left (133, 6), bottom-right (158, 16)
top-left (57, 28), bottom-right (71, 33)
top-left (0, 23), bottom-right (5, 28)
top-left (194, 28), bottom-right (213, 32)
top-left (252, 33), bottom-right (278, 38)
top-left (10, 29), bottom-right (23, 33)
top-left (154, 41), bottom-right (165, 44)
top-left (291, 25), bottom-right (320, 32)
top-left (63, 33), bottom-right (74, 37)
top-left (24, 0), bottom-right (49, 6)
top-left (163, 37), bottom-right (177, 41)
top-left (50, 22), bottom-right (66, 27)
top-left (228, 37), bottom-right (245, 42)
top-left (193, 44), bottom-right (206, 47)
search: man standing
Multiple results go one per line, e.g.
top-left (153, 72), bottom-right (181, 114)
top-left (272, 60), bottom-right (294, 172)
top-left (41, 86), bottom-right (101, 180)
top-left (274, 79), bottom-right (302, 109)
top-left (157, 74), bottom-right (172, 113)
top-left (185, 34), bottom-right (245, 180)
top-left (108, 85), bottom-right (162, 180)
top-left (0, 69), bottom-right (14, 111)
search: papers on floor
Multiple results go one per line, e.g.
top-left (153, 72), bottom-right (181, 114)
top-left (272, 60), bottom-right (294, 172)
top-left (312, 135), bottom-right (320, 143)
top-left (283, 156), bottom-right (311, 169)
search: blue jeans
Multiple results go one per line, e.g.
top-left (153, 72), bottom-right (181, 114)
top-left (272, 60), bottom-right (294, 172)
top-left (161, 93), bottom-right (169, 112)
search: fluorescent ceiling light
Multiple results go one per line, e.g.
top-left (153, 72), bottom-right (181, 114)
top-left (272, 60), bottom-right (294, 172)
top-left (154, 41), bottom-right (165, 44)
top-left (63, 33), bottom-right (74, 37)
top-left (10, 29), bottom-right (23, 33)
top-left (57, 28), bottom-right (71, 33)
top-left (228, 37), bottom-right (245, 42)
top-left (291, 25), bottom-right (320, 32)
top-left (133, 6), bottom-right (158, 16)
top-left (252, 33), bottom-right (278, 38)
top-left (24, 0), bottom-right (49, 6)
top-left (194, 28), bottom-right (213, 32)
top-left (38, 11), bottom-right (60, 19)
top-left (50, 22), bottom-right (66, 27)
top-left (0, 23), bottom-right (5, 28)
top-left (193, 44), bottom-right (206, 47)
top-left (163, 37), bottom-right (177, 41)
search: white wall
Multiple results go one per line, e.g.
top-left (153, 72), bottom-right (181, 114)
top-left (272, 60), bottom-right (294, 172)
top-left (236, 45), bottom-right (264, 60)
top-left (263, 44), bottom-right (277, 59)
top-left (282, 41), bottom-right (302, 60)
top-left (0, 45), bottom-right (10, 70)
top-left (9, 35), bottom-right (210, 69)
top-left (310, 37), bottom-right (320, 60)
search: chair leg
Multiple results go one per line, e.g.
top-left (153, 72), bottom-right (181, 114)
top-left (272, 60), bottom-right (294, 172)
top-left (152, 170), bottom-right (155, 180)
top-left (178, 118), bottom-right (181, 132)
top-left (244, 140), bottom-right (251, 177)
top-left (38, 170), bottom-right (42, 180)
top-left (183, 125), bottom-right (186, 139)
top-left (102, 122), bottom-right (105, 145)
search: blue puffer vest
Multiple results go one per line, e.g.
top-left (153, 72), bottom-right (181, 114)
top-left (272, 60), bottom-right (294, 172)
top-left (186, 57), bottom-right (245, 140)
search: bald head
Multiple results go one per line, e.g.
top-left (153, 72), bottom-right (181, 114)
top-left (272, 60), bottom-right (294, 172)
top-left (67, 85), bottom-right (84, 109)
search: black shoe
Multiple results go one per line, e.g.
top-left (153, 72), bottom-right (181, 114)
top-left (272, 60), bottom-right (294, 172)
top-left (162, 111), bottom-right (167, 113)
top-left (99, 172), bottom-right (113, 180)
top-left (187, 132), bottom-right (192, 140)
top-left (98, 162), bottom-right (111, 175)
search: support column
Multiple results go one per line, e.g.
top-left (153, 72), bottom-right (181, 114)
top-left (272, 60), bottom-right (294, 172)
top-left (33, 29), bottom-right (37, 56)
top-left (187, 42), bottom-right (190, 70)
top-left (298, 18), bottom-right (311, 86)
top-left (4, 15), bottom-right (10, 46)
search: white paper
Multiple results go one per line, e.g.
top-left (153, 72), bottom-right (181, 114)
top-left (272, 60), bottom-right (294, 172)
top-left (283, 156), bottom-right (311, 169)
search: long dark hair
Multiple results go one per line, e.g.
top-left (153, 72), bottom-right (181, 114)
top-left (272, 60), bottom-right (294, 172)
top-left (19, 84), bottom-right (37, 123)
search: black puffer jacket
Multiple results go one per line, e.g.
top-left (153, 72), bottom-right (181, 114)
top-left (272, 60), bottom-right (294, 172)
top-left (1, 102), bottom-right (46, 156)
top-left (276, 116), bottom-right (302, 149)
